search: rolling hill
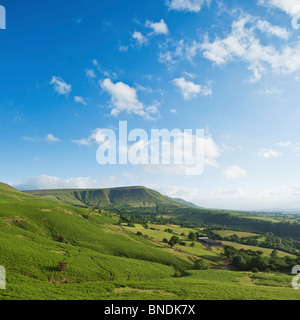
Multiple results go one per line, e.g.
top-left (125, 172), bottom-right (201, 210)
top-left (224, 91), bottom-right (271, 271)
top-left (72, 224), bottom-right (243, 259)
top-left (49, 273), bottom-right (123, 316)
top-left (25, 186), bottom-right (187, 210)
top-left (24, 186), bottom-right (300, 239)
top-left (1, 182), bottom-right (300, 300)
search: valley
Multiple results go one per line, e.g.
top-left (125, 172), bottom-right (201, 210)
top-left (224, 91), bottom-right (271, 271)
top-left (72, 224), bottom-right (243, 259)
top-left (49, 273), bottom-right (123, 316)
top-left (0, 183), bottom-right (299, 300)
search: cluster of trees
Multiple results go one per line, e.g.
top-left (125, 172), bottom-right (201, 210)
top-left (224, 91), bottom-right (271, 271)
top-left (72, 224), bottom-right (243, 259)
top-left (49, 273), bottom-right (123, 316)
top-left (162, 232), bottom-right (198, 248)
top-left (260, 233), bottom-right (300, 255)
top-left (201, 212), bottom-right (300, 240)
top-left (224, 245), bottom-right (300, 272)
top-left (163, 236), bottom-right (187, 248)
top-left (207, 230), bottom-right (300, 255)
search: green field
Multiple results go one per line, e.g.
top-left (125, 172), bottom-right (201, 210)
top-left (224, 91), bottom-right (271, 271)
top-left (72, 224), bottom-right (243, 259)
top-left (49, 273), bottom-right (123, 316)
top-left (211, 230), bottom-right (259, 238)
top-left (0, 183), bottom-right (300, 300)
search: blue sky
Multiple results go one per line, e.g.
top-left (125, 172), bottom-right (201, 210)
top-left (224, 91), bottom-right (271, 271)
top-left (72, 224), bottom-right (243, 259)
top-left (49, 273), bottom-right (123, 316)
top-left (1, 0), bottom-right (300, 210)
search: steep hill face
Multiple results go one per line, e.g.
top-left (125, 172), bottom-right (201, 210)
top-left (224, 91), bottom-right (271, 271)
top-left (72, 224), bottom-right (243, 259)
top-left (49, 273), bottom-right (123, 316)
top-left (25, 186), bottom-right (187, 210)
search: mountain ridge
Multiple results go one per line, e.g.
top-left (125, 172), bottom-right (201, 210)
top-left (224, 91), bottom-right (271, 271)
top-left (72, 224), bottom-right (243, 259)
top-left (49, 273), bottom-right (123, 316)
top-left (24, 186), bottom-right (189, 210)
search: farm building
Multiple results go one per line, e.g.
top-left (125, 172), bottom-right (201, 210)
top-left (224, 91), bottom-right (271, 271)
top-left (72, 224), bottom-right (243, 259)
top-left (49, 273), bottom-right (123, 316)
top-left (197, 237), bottom-right (222, 247)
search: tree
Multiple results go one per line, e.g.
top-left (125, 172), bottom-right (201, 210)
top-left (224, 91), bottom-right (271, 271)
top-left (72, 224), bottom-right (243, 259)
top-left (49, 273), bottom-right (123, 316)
top-left (224, 245), bottom-right (238, 260)
top-left (188, 232), bottom-right (196, 242)
top-left (270, 249), bottom-right (279, 259)
top-left (170, 236), bottom-right (180, 244)
top-left (194, 259), bottom-right (210, 270)
top-left (168, 240), bottom-right (175, 248)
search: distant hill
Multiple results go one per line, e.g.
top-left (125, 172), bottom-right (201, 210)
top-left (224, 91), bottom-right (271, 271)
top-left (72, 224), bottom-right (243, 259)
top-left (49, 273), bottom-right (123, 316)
top-left (25, 186), bottom-right (188, 210)
top-left (166, 196), bottom-right (203, 209)
top-left (23, 184), bottom-right (300, 239)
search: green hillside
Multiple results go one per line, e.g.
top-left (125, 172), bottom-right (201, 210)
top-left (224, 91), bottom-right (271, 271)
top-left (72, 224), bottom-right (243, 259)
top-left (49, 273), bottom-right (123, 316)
top-left (25, 186), bottom-right (300, 240)
top-left (1, 182), bottom-right (300, 300)
top-left (25, 186), bottom-right (186, 210)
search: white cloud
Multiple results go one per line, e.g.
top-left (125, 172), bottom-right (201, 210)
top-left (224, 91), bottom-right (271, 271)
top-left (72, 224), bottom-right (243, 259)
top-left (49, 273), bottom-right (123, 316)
top-left (258, 148), bottom-right (281, 158)
top-left (159, 39), bottom-right (201, 64)
top-left (276, 141), bottom-right (292, 147)
top-left (23, 134), bottom-right (61, 143)
top-left (150, 184), bottom-right (199, 200)
top-left (141, 133), bottom-right (221, 175)
top-left (85, 69), bottom-right (96, 79)
top-left (100, 78), bottom-right (159, 119)
top-left (255, 86), bottom-right (283, 95)
top-left (173, 77), bottom-right (212, 100)
top-left (197, 184), bottom-right (300, 210)
top-left (132, 31), bottom-right (148, 46)
top-left (45, 134), bottom-right (61, 144)
top-left (256, 20), bottom-right (290, 39)
top-left (49, 76), bottom-right (72, 96)
top-left (258, 0), bottom-right (300, 29)
top-left (118, 43), bottom-right (129, 52)
top-left (166, 0), bottom-right (212, 13)
top-left (72, 128), bottom-right (101, 146)
top-left (74, 96), bottom-right (87, 105)
top-left (223, 165), bottom-right (247, 179)
top-left (22, 136), bottom-right (36, 142)
top-left (10, 175), bottom-right (97, 190)
top-left (146, 19), bottom-right (169, 35)
top-left (201, 14), bottom-right (300, 81)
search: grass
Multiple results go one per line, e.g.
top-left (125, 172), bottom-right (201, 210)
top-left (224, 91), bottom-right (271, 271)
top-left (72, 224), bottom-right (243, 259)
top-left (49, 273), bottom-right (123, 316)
top-left (0, 183), bottom-right (299, 300)
top-left (221, 241), bottom-right (293, 257)
top-left (211, 230), bottom-right (259, 238)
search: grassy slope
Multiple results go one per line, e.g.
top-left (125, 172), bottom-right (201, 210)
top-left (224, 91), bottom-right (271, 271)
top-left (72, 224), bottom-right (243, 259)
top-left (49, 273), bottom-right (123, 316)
top-left (1, 183), bottom-right (300, 300)
top-left (0, 184), bottom-right (190, 299)
top-left (26, 186), bottom-right (297, 238)
top-left (25, 186), bottom-right (185, 209)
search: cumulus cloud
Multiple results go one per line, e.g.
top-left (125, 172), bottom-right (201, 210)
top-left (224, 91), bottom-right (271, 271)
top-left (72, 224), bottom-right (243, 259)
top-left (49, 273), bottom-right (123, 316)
top-left (132, 31), bottom-right (148, 46)
top-left (132, 20), bottom-right (169, 47)
top-left (10, 175), bottom-right (97, 190)
top-left (72, 128), bottom-right (101, 146)
top-left (256, 20), bottom-right (290, 39)
top-left (100, 78), bottom-right (159, 119)
top-left (166, 0), bottom-right (212, 13)
top-left (159, 14), bottom-right (300, 80)
top-left (173, 77), bottom-right (212, 100)
top-left (201, 14), bottom-right (300, 81)
top-left (49, 76), bottom-right (72, 96)
top-left (223, 165), bottom-right (247, 179)
top-left (74, 96), bottom-right (87, 105)
top-left (258, 148), bottom-right (281, 158)
top-left (159, 39), bottom-right (200, 64)
top-left (146, 19), bottom-right (169, 35)
top-left (45, 134), bottom-right (61, 144)
top-left (258, 0), bottom-right (300, 29)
